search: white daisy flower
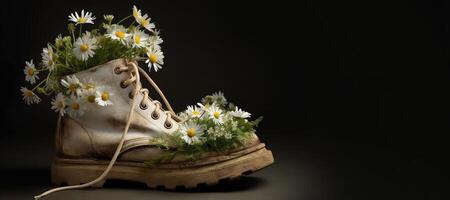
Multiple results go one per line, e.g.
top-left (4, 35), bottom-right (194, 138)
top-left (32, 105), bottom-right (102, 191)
top-left (51, 93), bottom-right (67, 116)
top-left (145, 47), bottom-right (164, 72)
top-left (95, 87), bottom-right (113, 106)
top-left (148, 35), bottom-right (163, 50)
top-left (73, 32), bottom-right (97, 61)
top-left (61, 75), bottom-right (83, 97)
top-left (180, 122), bottom-right (204, 145)
top-left (21, 87), bottom-right (41, 105)
top-left (130, 29), bottom-right (149, 48)
top-left (132, 5), bottom-right (155, 31)
top-left (186, 105), bottom-right (202, 118)
top-left (23, 60), bottom-right (39, 84)
top-left (68, 10), bottom-right (96, 25)
top-left (197, 102), bottom-right (212, 113)
top-left (211, 91), bottom-right (227, 105)
top-left (82, 88), bottom-right (98, 104)
top-left (178, 112), bottom-right (189, 120)
top-left (41, 44), bottom-right (55, 71)
top-left (106, 24), bottom-right (130, 45)
top-left (67, 97), bottom-right (85, 117)
top-left (230, 106), bottom-right (251, 118)
top-left (208, 105), bottom-right (224, 124)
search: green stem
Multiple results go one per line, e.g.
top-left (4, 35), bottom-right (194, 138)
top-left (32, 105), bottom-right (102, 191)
top-left (31, 79), bottom-right (47, 91)
top-left (117, 15), bottom-right (132, 24)
top-left (79, 24), bottom-right (83, 37)
top-left (36, 68), bottom-right (49, 72)
top-left (71, 28), bottom-right (76, 41)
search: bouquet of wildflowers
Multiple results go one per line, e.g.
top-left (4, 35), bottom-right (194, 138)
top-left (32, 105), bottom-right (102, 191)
top-left (21, 6), bottom-right (164, 114)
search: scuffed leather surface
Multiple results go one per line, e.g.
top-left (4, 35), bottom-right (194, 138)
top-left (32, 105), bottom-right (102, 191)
top-left (56, 59), bottom-right (261, 163)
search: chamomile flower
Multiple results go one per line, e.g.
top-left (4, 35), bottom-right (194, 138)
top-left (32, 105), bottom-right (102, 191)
top-left (51, 93), bottom-right (67, 116)
top-left (208, 105), bottom-right (224, 124)
top-left (68, 10), bottom-right (96, 25)
top-left (148, 35), bottom-right (163, 50)
top-left (41, 44), bottom-right (55, 71)
top-left (130, 29), bottom-right (149, 48)
top-left (21, 87), bottom-right (41, 105)
top-left (106, 25), bottom-right (130, 45)
top-left (95, 87), bottom-right (113, 106)
top-left (82, 88), bottom-right (98, 104)
top-left (186, 105), bottom-right (202, 118)
top-left (145, 48), bottom-right (164, 72)
top-left (79, 79), bottom-right (98, 105)
top-left (230, 106), bottom-right (251, 118)
top-left (180, 122), bottom-right (204, 145)
top-left (197, 102), bottom-right (211, 113)
top-left (73, 32), bottom-right (97, 61)
top-left (132, 5), bottom-right (155, 31)
top-left (67, 97), bottom-right (85, 117)
top-left (211, 91), bottom-right (227, 105)
top-left (61, 75), bottom-right (83, 97)
top-left (23, 60), bottom-right (39, 84)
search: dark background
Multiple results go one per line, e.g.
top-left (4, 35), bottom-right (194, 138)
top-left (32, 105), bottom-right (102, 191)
top-left (1, 0), bottom-right (449, 199)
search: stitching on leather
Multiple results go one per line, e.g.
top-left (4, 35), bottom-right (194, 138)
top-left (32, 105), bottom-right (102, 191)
top-left (69, 117), bottom-right (101, 157)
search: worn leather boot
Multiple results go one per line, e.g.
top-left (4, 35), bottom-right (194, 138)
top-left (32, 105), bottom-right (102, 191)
top-left (36, 59), bottom-right (273, 198)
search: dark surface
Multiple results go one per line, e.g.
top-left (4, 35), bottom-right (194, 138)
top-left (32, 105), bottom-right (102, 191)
top-left (1, 130), bottom-right (449, 200)
top-left (1, 0), bottom-right (450, 199)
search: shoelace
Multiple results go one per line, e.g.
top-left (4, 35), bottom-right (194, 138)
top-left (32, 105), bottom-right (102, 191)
top-left (34, 60), bottom-right (185, 199)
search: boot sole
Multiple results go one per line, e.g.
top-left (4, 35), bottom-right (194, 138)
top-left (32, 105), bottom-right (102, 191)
top-left (51, 145), bottom-right (274, 189)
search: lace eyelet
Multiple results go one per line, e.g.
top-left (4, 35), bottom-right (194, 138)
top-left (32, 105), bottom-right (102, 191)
top-left (120, 80), bottom-right (128, 88)
top-left (128, 91), bottom-right (134, 99)
top-left (140, 103), bottom-right (148, 110)
top-left (151, 111), bottom-right (160, 120)
top-left (114, 66), bottom-right (122, 74)
top-left (164, 121), bottom-right (172, 129)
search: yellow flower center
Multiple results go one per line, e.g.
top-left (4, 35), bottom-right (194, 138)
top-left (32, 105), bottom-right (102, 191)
top-left (87, 95), bottom-right (96, 103)
top-left (133, 9), bottom-right (139, 18)
top-left (78, 17), bottom-right (87, 23)
top-left (71, 102), bottom-right (80, 110)
top-left (187, 128), bottom-right (196, 138)
top-left (57, 101), bottom-right (64, 108)
top-left (115, 31), bottom-right (125, 39)
top-left (68, 84), bottom-right (77, 92)
top-left (139, 19), bottom-right (149, 27)
top-left (134, 35), bottom-right (141, 44)
top-left (26, 68), bottom-right (34, 76)
top-left (80, 44), bottom-right (89, 52)
top-left (192, 110), bottom-right (200, 116)
top-left (24, 91), bottom-right (33, 97)
top-left (149, 54), bottom-right (158, 63)
top-left (101, 91), bottom-right (110, 101)
top-left (213, 111), bottom-right (220, 119)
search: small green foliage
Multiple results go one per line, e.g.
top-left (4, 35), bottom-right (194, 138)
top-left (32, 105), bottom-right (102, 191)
top-left (146, 93), bottom-right (262, 164)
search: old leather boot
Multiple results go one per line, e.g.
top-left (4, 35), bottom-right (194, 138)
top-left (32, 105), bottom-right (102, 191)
top-left (35, 59), bottom-right (273, 198)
